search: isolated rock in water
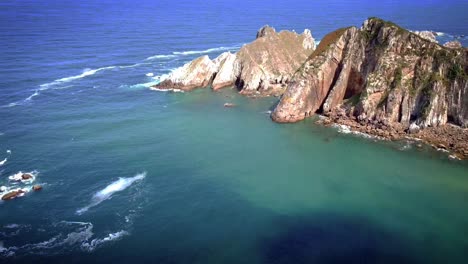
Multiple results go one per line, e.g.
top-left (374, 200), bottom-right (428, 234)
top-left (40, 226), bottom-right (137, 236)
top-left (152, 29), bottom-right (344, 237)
top-left (272, 17), bottom-right (468, 129)
top-left (154, 25), bottom-right (315, 96)
top-left (224, 103), bottom-right (236, 108)
top-left (155, 55), bottom-right (217, 91)
top-left (412, 30), bottom-right (437, 43)
top-left (1, 190), bottom-right (25, 201)
top-left (444, 41), bottom-right (462, 49)
top-left (22, 173), bottom-right (33, 180)
top-left (32, 185), bottom-right (42, 191)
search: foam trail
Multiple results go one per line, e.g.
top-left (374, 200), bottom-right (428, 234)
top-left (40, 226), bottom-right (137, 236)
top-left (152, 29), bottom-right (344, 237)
top-left (145, 54), bottom-right (177, 60)
top-left (81, 230), bottom-right (128, 252)
top-left (40, 66), bottom-right (116, 89)
top-left (172, 45), bottom-right (241, 55)
top-left (0, 158), bottom-right (6, 166)
top-left (145, 45), bottom-right (242, 60)
top-left (76, 172), bottom-right (146, 215)
top-left (119, 62), bottom-right (151, 69)
top-left (25, 90), bottom-right (40, 101)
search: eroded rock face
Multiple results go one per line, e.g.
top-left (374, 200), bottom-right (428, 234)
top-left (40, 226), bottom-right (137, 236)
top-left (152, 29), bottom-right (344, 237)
top-left (272, 18), bottom-right (468, 129)
top-left (154, 55), bottom-right (217, 91)
top-left (154, 25), bottom-right (315, 96)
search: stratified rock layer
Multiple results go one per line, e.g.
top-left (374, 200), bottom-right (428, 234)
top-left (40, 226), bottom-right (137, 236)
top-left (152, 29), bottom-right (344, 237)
top-left (155, 26), bottom-right (315, 96)
top-left (272, 18), bottom-right (468, 129)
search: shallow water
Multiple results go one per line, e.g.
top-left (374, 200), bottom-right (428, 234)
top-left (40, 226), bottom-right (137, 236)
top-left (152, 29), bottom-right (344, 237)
top-left (1, 0), bottom-right (467, 263)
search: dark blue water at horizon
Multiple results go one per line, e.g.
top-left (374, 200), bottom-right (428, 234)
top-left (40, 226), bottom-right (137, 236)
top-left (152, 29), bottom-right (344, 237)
top-left (1, 0), bottom-right (468, 263)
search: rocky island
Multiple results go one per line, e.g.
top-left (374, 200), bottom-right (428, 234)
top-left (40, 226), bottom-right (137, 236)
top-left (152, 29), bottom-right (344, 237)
top-left (153, 17), bottom-right (468, 159)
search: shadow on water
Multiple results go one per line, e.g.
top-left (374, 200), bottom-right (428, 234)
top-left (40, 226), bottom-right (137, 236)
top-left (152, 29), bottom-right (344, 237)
top-left (260, 213), bottom-right (419, 264)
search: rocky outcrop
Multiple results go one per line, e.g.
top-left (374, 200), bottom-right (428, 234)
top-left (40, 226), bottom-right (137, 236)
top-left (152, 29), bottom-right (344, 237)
top-left (154, 26), bottom-right (315, 96)
top-left (444, 41), bottom-right (463, 49)
top-left (411, 30), bottom-right (437, 43)
top-left (2, 189), bottom-right (25, 201)
top-left (272, 18), bottom-right (468, 130)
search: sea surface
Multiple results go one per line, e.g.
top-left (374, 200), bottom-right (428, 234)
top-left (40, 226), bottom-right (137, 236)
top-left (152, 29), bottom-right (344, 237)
top-left (1, 0), bottom-right (468, 263)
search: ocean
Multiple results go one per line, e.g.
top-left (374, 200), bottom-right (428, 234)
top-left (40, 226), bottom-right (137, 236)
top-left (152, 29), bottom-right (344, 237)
top-left (0, 0), bottom-right (467, 263)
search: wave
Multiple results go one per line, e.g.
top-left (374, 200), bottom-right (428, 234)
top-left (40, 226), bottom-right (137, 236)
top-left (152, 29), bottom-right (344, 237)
top-left (128, 72), bottom-right (174, 89)
top-left (0, 158), bottom-right (6, 166)
top-left (145, 44), bottom-right (242, 60)
top-left (172, 45), bottom-right (241, 55)
top-left (39, 66), bottom-right (116, 89)
top-left (76, 172), bottom-right (146, 215)
top-left (6, 150), bottom-right (11, 154)
top-left (145, 54), bottom-right (178, 60)
top-left (119, 62), bottom-right (151, 69)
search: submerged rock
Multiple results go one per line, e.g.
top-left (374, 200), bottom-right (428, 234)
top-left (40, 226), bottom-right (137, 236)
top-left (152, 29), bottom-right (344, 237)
top-left (224, 103), bottom-right (236, 108)
top-left (32, 185), bottom-right (42, 191)
top-left (154, 25), bottom-right (315, 96)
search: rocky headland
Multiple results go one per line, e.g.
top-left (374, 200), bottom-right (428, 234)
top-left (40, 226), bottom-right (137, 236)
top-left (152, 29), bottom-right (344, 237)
top-left (153, 18), bottom-right (468, 159)
top-left (155, 25), bottom-right (316, 96)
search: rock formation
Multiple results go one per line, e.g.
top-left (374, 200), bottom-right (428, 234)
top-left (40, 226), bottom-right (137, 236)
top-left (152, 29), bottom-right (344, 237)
top-left (154, 26), bottom-right (315, 96)
top-left (272, 17), bottom-right (467, 130)
top-left (152, 17), bottom-right (468, 158)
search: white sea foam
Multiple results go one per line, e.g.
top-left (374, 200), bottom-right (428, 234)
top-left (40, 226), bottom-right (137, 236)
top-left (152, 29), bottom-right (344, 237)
top-left (6, 150), bottom-right (11, 154)
top-left (130, 72), bottom-right (175, 89)
top-left (145, 54), bottom-right (178, 60)
top-left (39, 66), bottom-right (116, 89)
top-left (146, 72), bottom-right (154, 77)
top-left (333, 124), bottom-right (377, 139)
top-left (25, 90), bottom-right (40, 101)
top-left (76, 172), bottom-right (146, 215)
top-left (0, 221), bottom-right (130, 257)
top-left (0, 158), bottom-right (7, 166)
top-left (8, 171), bottom-right (38, 183)
top-left (173, 45), bottom-right (241, 55)
top-left (81, 230), bottom-right (128, 252)
top-left (145, 45), bottom-right (241, 60)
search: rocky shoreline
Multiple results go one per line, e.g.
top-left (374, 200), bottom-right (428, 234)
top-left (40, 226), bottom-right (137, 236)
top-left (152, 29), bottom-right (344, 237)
top-left (153, 17), bottom-right (467, 160)
top-left (317, 108), bottom-right (468, 159)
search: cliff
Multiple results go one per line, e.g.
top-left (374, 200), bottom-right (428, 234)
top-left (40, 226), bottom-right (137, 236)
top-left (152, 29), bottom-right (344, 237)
top-left (154, 26), bottom-right (315, 96)
top-left (271, 18), bottom-right (468, 130)
top-left (152, 18), bottom-right (468, 158)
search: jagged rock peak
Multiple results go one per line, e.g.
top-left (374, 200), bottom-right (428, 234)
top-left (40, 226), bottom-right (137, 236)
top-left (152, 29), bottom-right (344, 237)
top-left (256, 25), bottom-right (276, 39)
top-left (154, 25), bottom-right (315, 96)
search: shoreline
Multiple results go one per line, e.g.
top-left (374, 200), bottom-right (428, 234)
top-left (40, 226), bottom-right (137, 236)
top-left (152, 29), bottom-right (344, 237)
top-left (316, 111), bottom-right (468, 160)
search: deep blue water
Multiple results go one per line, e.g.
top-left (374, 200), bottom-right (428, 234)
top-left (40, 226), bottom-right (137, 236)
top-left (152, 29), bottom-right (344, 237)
top-left (1, 0), bottom-right (468, 263)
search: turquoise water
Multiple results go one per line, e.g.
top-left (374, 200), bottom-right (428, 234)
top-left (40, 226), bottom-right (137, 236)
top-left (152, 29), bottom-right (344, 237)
top-left (1, 0), bottom-right (468, 263)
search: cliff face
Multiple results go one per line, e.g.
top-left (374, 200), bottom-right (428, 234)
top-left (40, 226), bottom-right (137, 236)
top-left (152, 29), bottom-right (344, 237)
top-left (155, 26), bottom-right (315, 96)
top-left (272, 18), bottom-right (468, 128)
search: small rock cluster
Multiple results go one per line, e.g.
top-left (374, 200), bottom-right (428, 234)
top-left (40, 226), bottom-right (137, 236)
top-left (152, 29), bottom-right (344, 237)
top-left (1, 172), bottom-right (43, 201)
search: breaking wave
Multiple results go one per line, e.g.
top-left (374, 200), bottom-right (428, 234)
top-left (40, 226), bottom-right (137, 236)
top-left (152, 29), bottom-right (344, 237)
top-left (145, 44), bottom-right (242, 60)
top-left (40, 66), bottom-right (117, 89)
top-left (76, 172), bottom-right (146, 215)
top-left (0, 158), bottom-right (6, 166)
